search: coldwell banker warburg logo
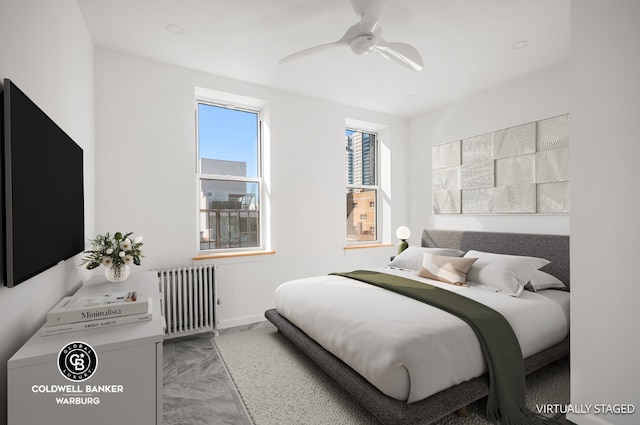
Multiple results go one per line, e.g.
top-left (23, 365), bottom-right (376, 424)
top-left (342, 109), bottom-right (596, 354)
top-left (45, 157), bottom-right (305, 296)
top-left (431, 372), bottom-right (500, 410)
top-left (30, 340), bottom-right (125, 406)
top-left (58, 341), bottom-right (98, 381)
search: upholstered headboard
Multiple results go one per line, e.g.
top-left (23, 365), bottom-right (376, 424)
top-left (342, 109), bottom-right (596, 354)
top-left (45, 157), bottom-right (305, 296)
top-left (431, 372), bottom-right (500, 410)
top-left (422, 229), bottom-right (570, 290)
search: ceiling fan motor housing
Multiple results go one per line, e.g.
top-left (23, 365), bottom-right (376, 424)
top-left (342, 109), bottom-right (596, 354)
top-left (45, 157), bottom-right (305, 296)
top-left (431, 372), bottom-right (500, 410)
top-left (350, 35), bottom-right (376, 55)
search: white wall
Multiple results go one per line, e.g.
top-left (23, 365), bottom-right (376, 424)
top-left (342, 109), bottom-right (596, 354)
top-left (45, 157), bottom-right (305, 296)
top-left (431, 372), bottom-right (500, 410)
top-left (0, 1), bottom-right (94, 424)
top-left (407, 60), bottom-right (570, 242)
top-left (569, 1), bottom-right (640, 424)
top-left (94, 49), bottom-right (409, 328)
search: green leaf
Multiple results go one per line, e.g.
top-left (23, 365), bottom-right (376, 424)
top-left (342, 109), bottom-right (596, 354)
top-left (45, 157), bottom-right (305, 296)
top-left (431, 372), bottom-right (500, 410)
top-left (86, 262), bottom-right (100, 270)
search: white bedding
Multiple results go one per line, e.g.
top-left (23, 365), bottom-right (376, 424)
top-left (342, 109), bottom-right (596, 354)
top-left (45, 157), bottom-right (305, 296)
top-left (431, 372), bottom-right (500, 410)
top-left (274, 267), bottom-right (570, 403)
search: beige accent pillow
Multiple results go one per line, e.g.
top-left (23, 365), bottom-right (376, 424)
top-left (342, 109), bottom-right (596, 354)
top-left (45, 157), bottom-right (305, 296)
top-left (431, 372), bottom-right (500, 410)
top-left (417, 253), bottom-right (478, 286)
top-left (388, 246), bottom-right (465, 271)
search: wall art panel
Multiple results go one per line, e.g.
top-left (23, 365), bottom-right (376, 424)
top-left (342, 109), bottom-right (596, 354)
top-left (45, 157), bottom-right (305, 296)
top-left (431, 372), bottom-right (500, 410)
top-left (433, 140), bottom-right (461, 169)
top-left (432, 114), bottom-right (569, 214)
top-left (492, 123), bottom-right (536, 159)
top-left (432, 166), bottom-right (461, 213)
top-left (536, 147), bottom-right (569, 183)
top-left (433, 189), bottom-right (461, 214)
top-left (495, 154), bottom-right (536, 187)
top-left (461, 160), bottom-right (494, 190)
top-left (433, 166), bottom-right (461, 191)
top-left (462, 188), bottom-right (493, 214)
top-left (493, 184), bottom-right (537, 214)
top-left (462, 134), bottom-right (493, 164)
top-left (537, 182), bottom-right (570, 213)
top-left (537, 114), bottom-right (569, 151)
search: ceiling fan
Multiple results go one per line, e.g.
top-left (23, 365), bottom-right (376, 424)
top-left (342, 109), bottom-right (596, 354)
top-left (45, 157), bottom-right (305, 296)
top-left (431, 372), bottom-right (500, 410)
top-left (278, 0), bottom-right (424, 71)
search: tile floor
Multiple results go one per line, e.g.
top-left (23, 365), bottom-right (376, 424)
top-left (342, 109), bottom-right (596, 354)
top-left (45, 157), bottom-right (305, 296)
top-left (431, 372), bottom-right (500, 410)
top-left (162, 322), bottom-right (271, 425)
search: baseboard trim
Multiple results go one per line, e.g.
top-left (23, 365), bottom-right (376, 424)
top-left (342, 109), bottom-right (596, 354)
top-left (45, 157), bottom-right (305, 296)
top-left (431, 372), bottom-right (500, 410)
top-left (218, 314), bottom-right (265, 330)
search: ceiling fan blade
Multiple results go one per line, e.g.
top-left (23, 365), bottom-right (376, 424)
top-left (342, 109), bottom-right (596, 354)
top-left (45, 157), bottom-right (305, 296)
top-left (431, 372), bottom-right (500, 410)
top-left (278, 41), bottom-right (345, 64)
top-left (279, 18), bottom-right (367, 65)
top-left (375, 40), bottom-right (424, 71)
top-left (351, 0), bottom-right (386, 20)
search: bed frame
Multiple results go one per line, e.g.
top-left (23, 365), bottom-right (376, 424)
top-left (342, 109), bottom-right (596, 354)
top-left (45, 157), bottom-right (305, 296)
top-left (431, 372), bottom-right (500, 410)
top-left (265, 229), bottom-right (570, 424)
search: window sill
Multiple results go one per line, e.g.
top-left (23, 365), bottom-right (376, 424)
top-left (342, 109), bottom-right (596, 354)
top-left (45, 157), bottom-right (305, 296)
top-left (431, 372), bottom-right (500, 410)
top-left (343, 243), bottom-right (394, 251)
top-left (193, 250), bottom-right (276, 261)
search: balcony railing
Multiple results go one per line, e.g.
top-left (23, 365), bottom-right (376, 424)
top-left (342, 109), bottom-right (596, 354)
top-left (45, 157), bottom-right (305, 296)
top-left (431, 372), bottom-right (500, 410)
top-left (199, 208), bottom-right (259, 250)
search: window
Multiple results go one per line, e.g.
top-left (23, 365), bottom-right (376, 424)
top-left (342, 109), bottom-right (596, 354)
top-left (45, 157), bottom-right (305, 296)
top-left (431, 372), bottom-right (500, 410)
top-left (197, 102), bottom-right (262, 250)
top-left (346, 129), bottom-right (378, 242)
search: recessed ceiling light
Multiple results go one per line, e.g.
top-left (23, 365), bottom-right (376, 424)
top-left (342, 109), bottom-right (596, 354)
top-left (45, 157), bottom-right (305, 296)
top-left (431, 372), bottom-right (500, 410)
top-left (166, 24), bottom-right (183, 35)
top-left (512, 40), bottom-right (530, 49)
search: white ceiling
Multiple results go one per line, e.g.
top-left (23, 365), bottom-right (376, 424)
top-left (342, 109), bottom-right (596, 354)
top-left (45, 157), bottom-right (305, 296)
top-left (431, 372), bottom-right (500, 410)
top-left (76, 0), bottom-right (570, 118)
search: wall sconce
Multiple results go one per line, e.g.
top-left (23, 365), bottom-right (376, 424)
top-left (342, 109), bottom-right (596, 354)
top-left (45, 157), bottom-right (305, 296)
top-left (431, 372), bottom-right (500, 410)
top-left (396, 226), bottom-right (411, 254)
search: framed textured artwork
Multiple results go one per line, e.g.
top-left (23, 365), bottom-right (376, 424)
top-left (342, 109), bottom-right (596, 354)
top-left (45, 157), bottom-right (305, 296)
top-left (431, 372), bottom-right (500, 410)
top-left (432, 114), bottom-right (569, 214)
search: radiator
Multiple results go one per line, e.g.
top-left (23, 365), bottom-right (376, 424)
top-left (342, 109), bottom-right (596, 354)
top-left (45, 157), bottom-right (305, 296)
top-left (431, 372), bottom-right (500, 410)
top-left (157, 265), bottom-right (217, 338)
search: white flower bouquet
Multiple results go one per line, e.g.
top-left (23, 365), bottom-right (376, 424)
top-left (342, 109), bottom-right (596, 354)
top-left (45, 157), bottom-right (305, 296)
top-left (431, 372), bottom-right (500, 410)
top-left (81, 232), bottom-right (144, 270)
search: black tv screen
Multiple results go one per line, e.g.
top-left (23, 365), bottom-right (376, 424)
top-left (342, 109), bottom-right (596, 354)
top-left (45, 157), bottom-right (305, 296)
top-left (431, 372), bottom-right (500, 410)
top-left (2, 79), bottom-right (84, 287)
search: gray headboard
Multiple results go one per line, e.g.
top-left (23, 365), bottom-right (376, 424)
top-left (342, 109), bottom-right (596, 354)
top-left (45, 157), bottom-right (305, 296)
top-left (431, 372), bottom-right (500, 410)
top-left (422, 229), bottom-right (570, 290)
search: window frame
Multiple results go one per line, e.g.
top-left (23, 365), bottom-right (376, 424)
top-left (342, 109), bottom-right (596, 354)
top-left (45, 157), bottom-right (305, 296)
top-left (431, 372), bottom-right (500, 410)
top-left (345, 127), bottom-right (380, 244)
top-left (195, 99), bottom-right (265, 253)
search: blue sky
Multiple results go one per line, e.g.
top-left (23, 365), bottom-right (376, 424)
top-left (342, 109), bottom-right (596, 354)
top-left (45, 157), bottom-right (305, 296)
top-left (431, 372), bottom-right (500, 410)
top-left (198, 103), bottom-right (258, 178)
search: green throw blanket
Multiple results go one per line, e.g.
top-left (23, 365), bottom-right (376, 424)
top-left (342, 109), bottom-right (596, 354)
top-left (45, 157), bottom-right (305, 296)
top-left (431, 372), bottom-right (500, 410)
top-left (331, 270), bottom-right (562, 425)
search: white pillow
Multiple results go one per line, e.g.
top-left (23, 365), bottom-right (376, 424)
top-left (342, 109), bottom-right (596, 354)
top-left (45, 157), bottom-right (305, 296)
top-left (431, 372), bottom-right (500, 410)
top-left (388, 246), bottom-right (465, 271)
top-left (464, 250), bottom-right (550, 297)
top-left (524, 270), bottom-right (566, 292)
top-left (417, 253), bottom-right (478, 286)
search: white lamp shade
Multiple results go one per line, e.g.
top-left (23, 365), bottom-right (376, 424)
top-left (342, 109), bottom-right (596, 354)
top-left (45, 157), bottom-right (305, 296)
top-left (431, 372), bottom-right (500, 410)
top-left (396, 226), bottom-right (411, 240)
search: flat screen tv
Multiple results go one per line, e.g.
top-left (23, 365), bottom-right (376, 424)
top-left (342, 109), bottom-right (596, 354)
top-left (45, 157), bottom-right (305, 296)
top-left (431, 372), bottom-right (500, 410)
top-left (1, 78), bottom-right (84, 288)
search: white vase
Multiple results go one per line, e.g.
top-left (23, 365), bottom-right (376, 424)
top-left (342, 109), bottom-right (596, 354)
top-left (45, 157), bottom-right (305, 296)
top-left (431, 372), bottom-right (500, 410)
top-left (105, 263), bottom-right (131, 282)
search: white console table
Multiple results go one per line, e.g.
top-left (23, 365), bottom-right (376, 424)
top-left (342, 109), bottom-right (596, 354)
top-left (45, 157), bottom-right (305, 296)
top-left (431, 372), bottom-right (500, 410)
top-left (7, 271), bottom-right (165, 425)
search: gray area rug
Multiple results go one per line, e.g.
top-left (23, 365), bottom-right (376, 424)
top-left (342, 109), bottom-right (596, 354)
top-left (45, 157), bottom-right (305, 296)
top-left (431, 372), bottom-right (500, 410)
top-left (214, 326), bottom-right (570, 425)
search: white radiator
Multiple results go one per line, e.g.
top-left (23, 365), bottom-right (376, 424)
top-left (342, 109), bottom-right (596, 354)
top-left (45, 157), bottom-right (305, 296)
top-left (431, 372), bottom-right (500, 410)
top-left (157, 265), bottom-right (216, 338)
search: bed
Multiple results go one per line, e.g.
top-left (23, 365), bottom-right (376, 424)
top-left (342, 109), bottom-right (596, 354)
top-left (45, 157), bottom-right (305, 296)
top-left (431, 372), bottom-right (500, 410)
top-left (265, 229), bottom-right (570, 424)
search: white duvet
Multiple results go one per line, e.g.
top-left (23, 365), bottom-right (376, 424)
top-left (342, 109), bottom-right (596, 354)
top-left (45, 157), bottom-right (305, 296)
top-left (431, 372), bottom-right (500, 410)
top-left (274, 267), bottom-right (570, 403)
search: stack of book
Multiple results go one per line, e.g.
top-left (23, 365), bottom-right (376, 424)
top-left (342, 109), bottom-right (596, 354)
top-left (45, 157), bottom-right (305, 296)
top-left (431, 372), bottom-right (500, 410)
top-left (40, 290), bottom-right (152, 336)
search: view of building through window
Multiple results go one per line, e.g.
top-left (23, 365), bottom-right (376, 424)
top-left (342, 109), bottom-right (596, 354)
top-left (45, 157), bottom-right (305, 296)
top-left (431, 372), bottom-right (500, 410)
top-left (197, 103), bottom-right (261, 250)
top-left (346, 129), bottom-right (377, 242)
